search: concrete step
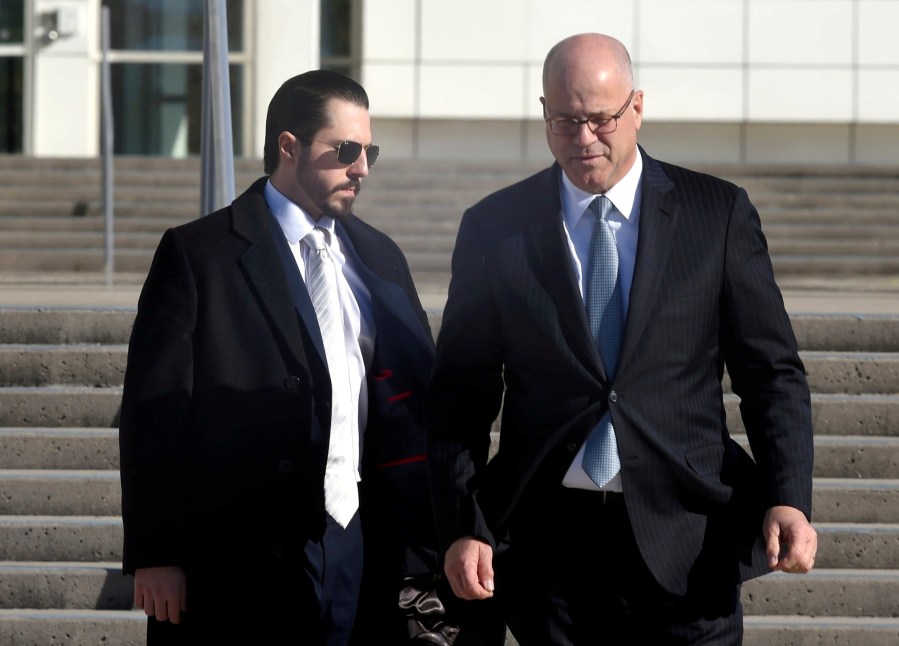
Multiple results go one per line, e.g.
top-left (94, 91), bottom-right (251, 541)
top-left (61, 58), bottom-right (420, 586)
top-left (0, 613), bottom-right (897, 646)
top-left (810, 436), bottom-right (899, 479)
top-left (0, 517), bottom-right (121, 562)
top-left (815, 523), bottom-right (899, 569)
top-left (5, 223), bottom-right (899, 258)
top-left (0, 518), bottom-right (894, 570)
top-left (3, 567), bottom-right (899, 644)
top-left (0, 214), bottom-right (186, 234)
top-left (744, 435), bottom-right (899, 479)
top-left (2, 310), bottom-right (895, 352)
top-left (741, 569), bottom-right (899, 618)
top-left (772, 255), bottom-right (899, 277)
top-left (791, 315), bottom-right (899, 353)
top-left (9, 429), bottom-right (894, 477)
top-left (812, 479), bottom-right (899, 523)
top-left (752, 192), bottom-right (899, 210)
top-left (2, 469), bottom-right (897, 522)
top-left (0, 562), bottom-right (131, 610)
top-left (5, 247), bottom-right (899, 279)
top-left (0, 229), bottom-right (461, 254)
top-left (757, 207), bottom-right (899, 225)
top-left (1, 388), bottom-right (895, 436)
top-left (0, 345), bottom-right (127, 387)
top-left (726, 394), bottom-right (899, 437)
top-left (0, 387), bottom-right (121, 428)
top-left (742, 616), bottom-right (899, 646)
top-left (768, 239), bottom-right (899, 256)
top-left (723, 352), bottom-right (899, 396)
top-left (0, 471), bottom-right (120, 516)
top-left (764, 222), bottom-right (899, 242)
top-left (0, 429), bottom-right (119, 470)
top-left (733, 173), bottom-right (899, 194)
top-left (1, 563), bottom-right (897, 620)
top-left (114, 202), bottom-right (899, 226)
top-left (0, 609), bottom-right (145, 646)
top-left (0, 231), bottom-right (175, 252)
top-left (0, 249), bottom-right (153, 275)
top-left (0, 310), bottom-right (134, 345)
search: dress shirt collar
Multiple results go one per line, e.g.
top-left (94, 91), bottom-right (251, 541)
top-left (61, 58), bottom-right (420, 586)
top-left (560, 146), bottom-right (643, 228)
top-left (264, 179), bottom-right (337, 246)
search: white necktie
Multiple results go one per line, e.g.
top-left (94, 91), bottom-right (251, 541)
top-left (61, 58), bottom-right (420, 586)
top-left (303, 227), bottom-right (358, 527)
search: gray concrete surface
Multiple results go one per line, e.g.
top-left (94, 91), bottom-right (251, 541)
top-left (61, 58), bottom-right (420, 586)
top-left (1, 274), bottom-right (898, 315)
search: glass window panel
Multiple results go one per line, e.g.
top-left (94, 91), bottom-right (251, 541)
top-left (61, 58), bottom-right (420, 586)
top-left (103, 0), bottom-right (242, 52)
top-left (320, 0), bottom-right (350, 58)
top-left (0, 0), bottom-right (24, 44)
top-left (112, 62), bottom-right (242, 157)
top-left (0, 56), bottom-right (23, 152)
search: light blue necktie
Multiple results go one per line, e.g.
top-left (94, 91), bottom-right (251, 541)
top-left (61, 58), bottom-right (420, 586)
top-left (582, 196), bottom-right (623, 487)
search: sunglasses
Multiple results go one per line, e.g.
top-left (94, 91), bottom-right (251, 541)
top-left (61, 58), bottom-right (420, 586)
top-left (311, 139), bottom-right (380, 167)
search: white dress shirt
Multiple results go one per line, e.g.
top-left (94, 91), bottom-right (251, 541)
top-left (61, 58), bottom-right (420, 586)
top-left (264, 180), bottom-right (375, 485)
top-left (561, 148), bottom-right (643, 491)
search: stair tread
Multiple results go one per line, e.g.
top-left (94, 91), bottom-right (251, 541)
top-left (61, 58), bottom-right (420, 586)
top-left (745, 615), bottom-right (899, 626)
top-left (0, 562), bottom-right (122, 570)
top-left (0, 609), bottom-right (142, 618)
top-left (0, 470), bottom-right (119, 478)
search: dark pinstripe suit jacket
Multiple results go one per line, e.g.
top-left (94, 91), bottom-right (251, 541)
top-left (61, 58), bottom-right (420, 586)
top-left (426, 148), bottom-right (813, 596)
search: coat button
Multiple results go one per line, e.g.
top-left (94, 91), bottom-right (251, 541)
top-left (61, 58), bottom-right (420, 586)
top-left (278, 459), bottom-right (293, 474)
top-left (566, 441), bottom-right (578, 453)
top-left (270, 544), bottom-right (284, 558)
top-left (284, 375), bottom-right (302, 392)
top-left (609, 391), bottom-right (618, 403)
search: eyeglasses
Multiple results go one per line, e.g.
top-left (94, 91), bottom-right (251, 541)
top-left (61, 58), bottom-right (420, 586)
top-left (311, 139), bottom-right (380, 167)
top-left (544, 90), bottom-right (636, 137)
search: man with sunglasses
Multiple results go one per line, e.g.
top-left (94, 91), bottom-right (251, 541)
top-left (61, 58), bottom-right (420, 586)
top-left (427, 33), bottom-right (816, 644)
top-left (119, 70), bottom-right (484, 644)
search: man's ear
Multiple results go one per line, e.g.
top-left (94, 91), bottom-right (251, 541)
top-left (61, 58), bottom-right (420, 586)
top-left (278, 131), bottom-right (298, 164)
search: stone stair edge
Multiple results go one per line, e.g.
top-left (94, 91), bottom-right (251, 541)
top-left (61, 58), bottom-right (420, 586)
top-left (0, 153), bottom-right (895, 173)
top-left (3, 308), bottom-right (899, 347)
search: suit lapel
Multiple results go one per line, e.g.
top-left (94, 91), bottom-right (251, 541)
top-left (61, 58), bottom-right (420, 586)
top-left (230, 179), bottom-right (320, 370)
top-left (266, 214), bottom-right (328, 364)
top-left (524, 166), bottom-right (604, 378)
top-left (618, 150), bottom-right (678, 371)
top-left (337, 217), bottom-right (434, 353)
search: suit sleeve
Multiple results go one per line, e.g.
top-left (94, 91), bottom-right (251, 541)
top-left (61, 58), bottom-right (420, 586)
top-left (720, 188), bottom-right (814, 517)
top-left (425, 208), bottom-right (505, 550)
top-left (119, 228), bottom-right (198, 574)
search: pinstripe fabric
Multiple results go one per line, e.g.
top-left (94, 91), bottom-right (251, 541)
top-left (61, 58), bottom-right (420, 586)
top-left (426, 149), bottom-right (814, 600)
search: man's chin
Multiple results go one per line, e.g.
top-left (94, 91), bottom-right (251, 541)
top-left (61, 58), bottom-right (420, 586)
top-left (324, 198), bottom-right (355, 221)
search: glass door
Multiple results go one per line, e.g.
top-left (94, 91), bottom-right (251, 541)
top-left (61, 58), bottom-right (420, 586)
top-left (103, 0), bottom-right (245, 157)
top-left (0, 0), bottom-right (26, 153)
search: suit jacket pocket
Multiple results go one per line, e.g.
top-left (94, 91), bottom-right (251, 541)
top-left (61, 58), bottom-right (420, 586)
top-left (685, 443), bottom-right (725, 477)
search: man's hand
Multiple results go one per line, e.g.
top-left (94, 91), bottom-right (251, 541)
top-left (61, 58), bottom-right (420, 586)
top-left (134, 566), bottom-right (187, 624)
top-left (764, 505), bottom-right (817, 574)
top-left (444, 537), bottom-right (495, 600)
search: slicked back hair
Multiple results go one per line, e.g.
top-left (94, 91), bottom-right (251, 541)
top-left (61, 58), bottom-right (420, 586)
top-left (263, 70), bottom-right (369, 174)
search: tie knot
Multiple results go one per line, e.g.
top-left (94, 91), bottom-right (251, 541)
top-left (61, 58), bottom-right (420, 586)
top-left (589, 195), bottom-right (613, 222)
top-left (303, 227), bottom-right (330, 251)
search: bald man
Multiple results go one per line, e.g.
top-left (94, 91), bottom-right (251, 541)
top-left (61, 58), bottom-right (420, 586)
top-left (426, 33), bottom-right (816, 644)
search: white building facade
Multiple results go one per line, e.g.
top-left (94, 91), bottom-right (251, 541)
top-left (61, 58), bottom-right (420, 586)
top-left (2, 0), bottom-right (897, 165)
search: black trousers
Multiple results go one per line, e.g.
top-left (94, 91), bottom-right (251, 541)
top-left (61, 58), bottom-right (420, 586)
top-left (497, 486), bottom-right (742, 646)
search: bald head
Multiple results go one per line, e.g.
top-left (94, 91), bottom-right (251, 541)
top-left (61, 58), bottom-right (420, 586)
top-left (540, 33), bottom-right (643, 194)
top-left (542, 33), bottom-right (634, 96)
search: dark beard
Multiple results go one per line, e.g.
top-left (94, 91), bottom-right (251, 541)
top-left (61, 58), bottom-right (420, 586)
top-left (321, 182), bottom-right (360, 221)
